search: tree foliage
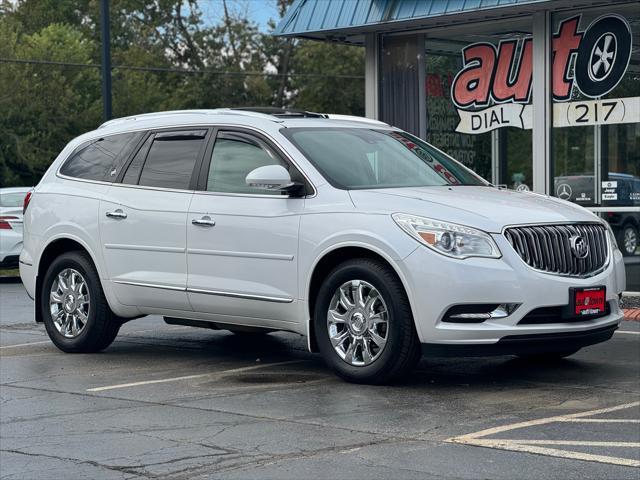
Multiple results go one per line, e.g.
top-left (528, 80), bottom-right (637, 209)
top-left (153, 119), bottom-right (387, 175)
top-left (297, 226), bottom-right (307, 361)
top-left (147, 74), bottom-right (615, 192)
top-left (0, 0), bottom-right (364, 187)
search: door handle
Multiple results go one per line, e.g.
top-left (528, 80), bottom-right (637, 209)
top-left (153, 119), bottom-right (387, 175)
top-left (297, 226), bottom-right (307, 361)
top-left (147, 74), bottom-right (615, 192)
top-left (105, 209), bottom-right (127, 219)
top-left (192, 216), bottom-right (215, 227)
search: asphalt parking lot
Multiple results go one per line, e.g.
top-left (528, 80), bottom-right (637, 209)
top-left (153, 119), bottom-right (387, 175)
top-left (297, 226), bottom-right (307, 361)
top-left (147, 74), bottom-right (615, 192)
top-left (1, 280), bottom-right (639, 480)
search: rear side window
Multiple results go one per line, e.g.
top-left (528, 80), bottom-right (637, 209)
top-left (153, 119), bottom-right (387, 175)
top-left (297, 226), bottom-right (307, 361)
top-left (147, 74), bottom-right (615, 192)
top-left (60, 132), bottom-right (142, 182)
top-left (137, 130), bottom-right (207, 190)
top-left (122, 135), bottom-right (152, 185)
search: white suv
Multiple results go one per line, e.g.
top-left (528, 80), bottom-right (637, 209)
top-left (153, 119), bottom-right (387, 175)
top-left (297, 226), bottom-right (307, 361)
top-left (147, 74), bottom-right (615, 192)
top-left (20, 109), bottom-right (626, 383)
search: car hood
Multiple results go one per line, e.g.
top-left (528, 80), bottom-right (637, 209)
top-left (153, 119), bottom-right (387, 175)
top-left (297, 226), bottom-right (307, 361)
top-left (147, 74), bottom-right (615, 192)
top-left (349, 186), bottom-right (600, 233)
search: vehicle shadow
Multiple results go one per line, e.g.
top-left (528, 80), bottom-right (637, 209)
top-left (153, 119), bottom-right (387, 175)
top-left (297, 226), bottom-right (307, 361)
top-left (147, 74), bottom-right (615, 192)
top-left (108, 327), bottom-right (624, 390)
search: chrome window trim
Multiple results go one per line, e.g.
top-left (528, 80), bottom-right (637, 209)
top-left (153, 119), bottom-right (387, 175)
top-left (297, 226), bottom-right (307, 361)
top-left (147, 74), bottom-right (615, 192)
top-left (56, 122), bottom-right (317, 198)
top-left (501, 221), bottom-right (611, 279)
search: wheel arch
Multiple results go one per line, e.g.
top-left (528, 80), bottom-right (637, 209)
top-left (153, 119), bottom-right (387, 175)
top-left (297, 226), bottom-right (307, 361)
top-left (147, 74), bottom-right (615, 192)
top-left (305, 244), bottom-right (416, 352)
top-left (35, 236), bottom-right (106, 323)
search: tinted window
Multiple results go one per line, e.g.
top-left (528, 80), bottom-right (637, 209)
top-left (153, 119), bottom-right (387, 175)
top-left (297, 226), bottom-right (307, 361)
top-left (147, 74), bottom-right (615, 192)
top-left (207, 132), bottom-right (287, 195)
top-left (282, 128), bottom-right (488, 189)
top-left (122, 135), bottom-right (152, 185)
top-left (60, 132), bottom-right (142, 181)
top-left (138, 130), bottom-right (206, 190)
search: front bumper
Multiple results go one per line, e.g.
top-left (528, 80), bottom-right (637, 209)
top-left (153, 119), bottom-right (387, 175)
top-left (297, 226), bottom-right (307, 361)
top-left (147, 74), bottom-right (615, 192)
top-left (422, 324), bottom-right (617, 356)
top-left (400, 233), bottom-right (625, 346)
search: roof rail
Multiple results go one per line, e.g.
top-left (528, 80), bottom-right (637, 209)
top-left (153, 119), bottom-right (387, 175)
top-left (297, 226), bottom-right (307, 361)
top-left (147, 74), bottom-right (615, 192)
top-left (98, 108), bottom-right (290, 129)
top-left (323, 114), bottom-right (389, 126)
top-left (230, 107), bottom-right (327, 118)
top-left (98, 108), bottom-right (390, 129)
top-left (98, 110), bottom-right (216, 129)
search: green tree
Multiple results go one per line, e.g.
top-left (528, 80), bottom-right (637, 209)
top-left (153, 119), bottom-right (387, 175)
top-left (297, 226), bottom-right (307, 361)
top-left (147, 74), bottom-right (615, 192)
top-left (288, 41), bottom-right (364, 115)
top-left (0, 22), bottom-right (100, 186)
top-left (0, 0), bottom-right (366, 187)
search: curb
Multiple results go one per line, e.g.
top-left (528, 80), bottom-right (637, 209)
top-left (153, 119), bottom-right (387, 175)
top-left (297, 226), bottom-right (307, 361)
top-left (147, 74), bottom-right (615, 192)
top-left (623, 309), bottom-right (640, 321)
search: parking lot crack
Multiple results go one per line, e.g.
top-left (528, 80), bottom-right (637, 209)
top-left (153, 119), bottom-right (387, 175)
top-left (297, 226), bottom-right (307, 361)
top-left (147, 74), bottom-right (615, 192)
top-left (0, 448), bottom-right (155, 478)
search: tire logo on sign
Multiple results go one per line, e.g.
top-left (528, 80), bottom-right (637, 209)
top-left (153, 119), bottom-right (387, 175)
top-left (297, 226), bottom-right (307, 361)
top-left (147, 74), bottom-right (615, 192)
top-left (556, 183), bottom-right (573, 200)
top-left (570, 235), bottom-right (589, 259)
top-left (575, 14), bottom-right (632, 98)
top-left (589, 33), bottom-right (616, 81)
top-left (450, 13), bottom-right (634, 134)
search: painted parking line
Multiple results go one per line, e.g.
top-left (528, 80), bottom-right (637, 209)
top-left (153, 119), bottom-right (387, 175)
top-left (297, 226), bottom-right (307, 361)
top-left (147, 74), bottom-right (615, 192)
top-left (557, 418), bottom-right (640, 423)
top-left (86, 359), bottom-right (306, 392)
top-left (447, 402), bottom-right (640, 468)
top-left (0, 340), bottom-right (51, 350)
top-left (616, 330), bottom-right (640, 335)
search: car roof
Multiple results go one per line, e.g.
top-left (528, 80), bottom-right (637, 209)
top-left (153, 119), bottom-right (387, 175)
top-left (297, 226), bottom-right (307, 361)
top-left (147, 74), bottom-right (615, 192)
top-left (93, 109), bottom-right (393, 139)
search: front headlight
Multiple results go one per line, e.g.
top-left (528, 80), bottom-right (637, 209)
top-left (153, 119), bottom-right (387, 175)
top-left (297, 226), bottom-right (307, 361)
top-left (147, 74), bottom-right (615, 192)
top-left (392, 213), bottom-right (501, 259)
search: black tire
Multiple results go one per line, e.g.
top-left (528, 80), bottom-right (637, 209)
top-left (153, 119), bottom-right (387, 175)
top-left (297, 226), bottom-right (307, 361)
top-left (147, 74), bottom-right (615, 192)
top-left (574, 15), bottom-right (632, 98)
top-left (616, 223), bottom-right (638, 257)
top-left (41, 251), bottom-right (120, 353)
top-left (314, 258), bottom-right (421, 384)
top-left (516, 349), bottom-right (580, 362)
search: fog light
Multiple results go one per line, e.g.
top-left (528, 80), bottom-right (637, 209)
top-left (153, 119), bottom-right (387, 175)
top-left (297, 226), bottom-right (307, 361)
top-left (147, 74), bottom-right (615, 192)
top-left (443, 303), bottom-right (520, 323)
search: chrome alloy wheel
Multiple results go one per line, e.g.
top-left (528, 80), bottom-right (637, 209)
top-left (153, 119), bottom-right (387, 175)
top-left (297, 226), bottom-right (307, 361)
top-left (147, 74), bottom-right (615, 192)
top-left (623, 227), bottom-right (637, 254)
top-left (327, 280), bottom-right (389, 366)
top-left (49, 268), bottom-right (90, 338)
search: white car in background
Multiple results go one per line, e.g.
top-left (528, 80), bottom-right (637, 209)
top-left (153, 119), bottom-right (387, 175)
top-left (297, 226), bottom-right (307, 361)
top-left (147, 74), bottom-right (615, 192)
top-left (19, 109), bottom-right (627, 383)
top-left (1, 187), bottom-right (31, 268)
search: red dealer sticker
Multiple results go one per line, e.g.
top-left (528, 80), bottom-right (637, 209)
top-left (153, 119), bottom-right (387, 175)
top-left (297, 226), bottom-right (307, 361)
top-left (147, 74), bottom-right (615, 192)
top-left (571, 286), bottom-right (606, 316)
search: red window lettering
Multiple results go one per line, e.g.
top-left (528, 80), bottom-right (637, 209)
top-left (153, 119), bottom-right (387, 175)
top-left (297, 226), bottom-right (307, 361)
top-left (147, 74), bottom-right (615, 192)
top-left (492, 38), bottom-right (532, 103)
top-left (552, 17), bottom-right (582, 100)
top-left (451, 44), bottom-right (496, 107)
top-left (426, 74), bottom-right (444, 97)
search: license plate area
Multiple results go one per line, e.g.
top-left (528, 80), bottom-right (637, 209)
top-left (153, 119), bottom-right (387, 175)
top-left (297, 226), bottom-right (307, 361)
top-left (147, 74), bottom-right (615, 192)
top-left (569, 286), bottom-right (606, 317)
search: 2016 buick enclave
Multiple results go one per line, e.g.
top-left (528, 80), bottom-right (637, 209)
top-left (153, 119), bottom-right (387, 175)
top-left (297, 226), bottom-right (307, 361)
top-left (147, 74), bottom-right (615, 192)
top-left (19, 109), bottom-right (626, 383)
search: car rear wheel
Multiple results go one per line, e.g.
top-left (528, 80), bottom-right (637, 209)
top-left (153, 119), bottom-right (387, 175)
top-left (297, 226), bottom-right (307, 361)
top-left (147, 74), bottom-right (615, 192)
top-left (41, 251), bottom-right (120, 353)
top-left (314, 258), bottom-right (420, 384)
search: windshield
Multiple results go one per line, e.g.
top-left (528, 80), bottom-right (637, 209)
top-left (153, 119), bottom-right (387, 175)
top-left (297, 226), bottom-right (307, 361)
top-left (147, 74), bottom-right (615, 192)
top-left (282, 128), bottom-right (488, 189)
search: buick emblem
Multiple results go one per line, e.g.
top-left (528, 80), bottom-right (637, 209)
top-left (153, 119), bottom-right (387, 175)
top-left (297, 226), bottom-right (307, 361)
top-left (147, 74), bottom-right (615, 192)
top-left (570, 235), bottom-right (589, 259)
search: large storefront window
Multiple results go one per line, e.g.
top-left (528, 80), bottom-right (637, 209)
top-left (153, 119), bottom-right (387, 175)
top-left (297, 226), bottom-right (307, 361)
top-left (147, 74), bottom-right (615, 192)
top-left (424, 18), bottom-right (533, 188)
top-left (551, 4), bottom-right (639, 286)
top-left (378, 7), bottom-right (637, 289)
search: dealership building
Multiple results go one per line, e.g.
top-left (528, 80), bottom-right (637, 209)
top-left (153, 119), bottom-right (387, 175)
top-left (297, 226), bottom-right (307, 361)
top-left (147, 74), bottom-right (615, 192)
top-left (276, 0), bottom-right (639, 288)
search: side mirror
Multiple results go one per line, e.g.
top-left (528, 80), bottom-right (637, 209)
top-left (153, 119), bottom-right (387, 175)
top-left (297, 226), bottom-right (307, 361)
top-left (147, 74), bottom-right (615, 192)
top-left (245, 165), bottom-right (301, 193)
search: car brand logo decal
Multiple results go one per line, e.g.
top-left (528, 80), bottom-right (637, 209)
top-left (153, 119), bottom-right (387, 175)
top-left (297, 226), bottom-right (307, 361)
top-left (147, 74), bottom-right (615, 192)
top-left (556, 183), bottom-right (573, 200)
top-left (570, 235), bottom-right (589, 259)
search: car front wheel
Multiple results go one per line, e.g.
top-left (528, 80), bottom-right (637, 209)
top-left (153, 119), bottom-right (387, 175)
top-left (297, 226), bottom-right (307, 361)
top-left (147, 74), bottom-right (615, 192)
top-left (41, 251), bottom-right (120, 353)
top-left (314, 258), bottom-right (420, 384)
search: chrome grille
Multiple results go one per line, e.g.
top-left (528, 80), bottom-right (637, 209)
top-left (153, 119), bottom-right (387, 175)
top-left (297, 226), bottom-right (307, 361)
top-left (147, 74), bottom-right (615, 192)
top-left (504, 223), bottom-right (608, 277)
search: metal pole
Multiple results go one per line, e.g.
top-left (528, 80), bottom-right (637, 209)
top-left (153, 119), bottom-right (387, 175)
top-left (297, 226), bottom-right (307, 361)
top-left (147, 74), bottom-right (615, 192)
top-left (100, 0), bottom-right (112, 120)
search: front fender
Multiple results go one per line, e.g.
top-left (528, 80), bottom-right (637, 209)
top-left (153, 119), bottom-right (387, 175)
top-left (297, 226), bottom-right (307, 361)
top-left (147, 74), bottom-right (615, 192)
top-left (299, 212), bottom-right (420, 349)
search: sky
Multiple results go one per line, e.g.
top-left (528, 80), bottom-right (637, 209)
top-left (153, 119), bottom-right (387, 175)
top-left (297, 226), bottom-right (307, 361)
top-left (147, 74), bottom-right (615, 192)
top-left (198, 0), bottom-right (282, 32)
